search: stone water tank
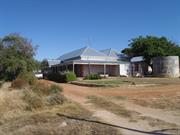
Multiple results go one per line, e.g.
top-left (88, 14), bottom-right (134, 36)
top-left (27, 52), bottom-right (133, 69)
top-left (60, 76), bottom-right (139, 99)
top-left (153, 56), bottom-right (179, 77)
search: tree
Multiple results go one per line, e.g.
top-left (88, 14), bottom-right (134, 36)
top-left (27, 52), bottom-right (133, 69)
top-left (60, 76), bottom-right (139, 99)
top-left (40, 59), bottom-right (49, 72)
top-left (0, 33), bottom-right (38, 80)
top-left (122, 36), bottom-right (180, 67)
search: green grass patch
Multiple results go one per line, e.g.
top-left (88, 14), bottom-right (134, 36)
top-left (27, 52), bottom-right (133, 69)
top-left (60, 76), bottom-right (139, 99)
top-left (78, 78), bottom-right (129, 87)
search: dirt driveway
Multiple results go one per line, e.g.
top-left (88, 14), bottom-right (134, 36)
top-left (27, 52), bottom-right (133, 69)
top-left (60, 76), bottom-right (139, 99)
top-left (40, 80), bottom-right (180, 135)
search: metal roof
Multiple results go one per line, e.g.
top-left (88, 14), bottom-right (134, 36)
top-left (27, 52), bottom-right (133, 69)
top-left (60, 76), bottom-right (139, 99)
top-left (47, 59), bottom-right (61, 67)
top-left (73, 60), bottom-right (130, 64)
top-left (57, 46), bottom-right (107, 61)
top-left (100, 48), bottom-right (130, 60)
top-left (54, 60), bottom-right (130, 66)
top-left (100, 48), bottom-right (119, 58)
top-left (131, 56), bottom-right (144, 62)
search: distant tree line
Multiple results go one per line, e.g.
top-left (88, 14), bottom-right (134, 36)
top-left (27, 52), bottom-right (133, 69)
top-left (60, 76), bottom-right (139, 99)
top-left (0, 33), bottom-right (39, 81)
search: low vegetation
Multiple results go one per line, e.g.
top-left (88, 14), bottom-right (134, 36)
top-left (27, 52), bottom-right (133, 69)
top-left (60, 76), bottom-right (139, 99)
top-left (0, 79), bottom-right (121, 135)
top-left (76, 78), bottom-right (130, 87)
top-left (0, 81), bottom-right (3, 88)
top-left (87, 96), bottom-right (138, 118)
top-left (84, 73), bottom-right (101, 80)
top-left (11, 72), bottom-right (37, 89)
top-left (47, 71), bottom-right (77, 83)
top-left (140, 116), bottom-right (179, 129)
top-left (74, 77), bottom-right (180, 88)
top-left (122, 77), bottom-right (180, 85)
top-left (133, 96), bottom-right (180, 111)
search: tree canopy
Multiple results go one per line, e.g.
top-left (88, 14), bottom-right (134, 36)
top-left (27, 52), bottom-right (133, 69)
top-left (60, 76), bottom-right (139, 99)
top-left (40, 59), bottom-right (49, 72)
top-left (0, 34), bottom-right (38, 80)
top-left (122, 36), bottom-right (180, 66)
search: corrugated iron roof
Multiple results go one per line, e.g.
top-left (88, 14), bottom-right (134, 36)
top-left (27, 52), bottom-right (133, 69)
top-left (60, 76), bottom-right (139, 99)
top-left (100, 48), bottom-right (119, 58)
top-left (47, 59), bottom-right (61, 67)
top-left (57, 46), bottom-right (107, 61)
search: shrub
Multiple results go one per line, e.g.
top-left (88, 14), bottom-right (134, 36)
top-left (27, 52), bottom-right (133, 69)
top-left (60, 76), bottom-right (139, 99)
top-left (23, 83), bottom-right (66, 110)
top-left (31, 83), bottom-right (63, 96)
top-left (46, 72), bottom-right (61, 82)
top-left (46, 94), bottom-right (67, 105)
top-left (84, 74), bottom-right (101, 80)
top-left (47, 71), bottom-right (76, 83)
top-left (23, 90), bottom-right (44, 110)
top-left (48, 84), bottom-right (63, 93)
top-left (0, 81), bottom-right (4, 88)
top-left (11, 72), bottom-right (37, 89)
top-left (62, 71), bottom-right (77, 83)
top-left (11, 78), bottom-right (28, 89)
top-left (18, 72), bottom-right (37, 85)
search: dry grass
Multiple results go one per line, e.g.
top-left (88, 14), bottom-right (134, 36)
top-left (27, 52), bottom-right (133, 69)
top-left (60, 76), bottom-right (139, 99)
top-left (122, 77), bottom-right (180, 85)
top-left (0, 89), bottom-right (28, 122)
top-left (0, 82), bottom-right (121, 135)
top-left (0, 110), bottom-right (121, 135)
top-left (133, 95), bottom-right (180, 111)
top-left (140, 116), bottom-right (178, 128)
top-left (87, 96), bottom-right (139, 118)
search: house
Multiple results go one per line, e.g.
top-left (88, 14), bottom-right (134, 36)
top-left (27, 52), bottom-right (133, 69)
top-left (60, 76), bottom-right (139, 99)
top-left (131, 56), bottom-right (144, 77)
top-left (49, 46), bottom-right (131, 77)
top-left (131, 56), bottom-right (152, 77)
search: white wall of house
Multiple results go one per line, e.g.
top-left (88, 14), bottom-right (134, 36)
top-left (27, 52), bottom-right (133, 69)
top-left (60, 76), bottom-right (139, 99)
top-left (119, 63), bottom-right (131, 77)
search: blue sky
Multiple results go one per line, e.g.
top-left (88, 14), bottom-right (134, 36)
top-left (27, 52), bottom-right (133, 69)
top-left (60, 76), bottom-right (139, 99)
top-left (0, 0), bottom-right (179, 60)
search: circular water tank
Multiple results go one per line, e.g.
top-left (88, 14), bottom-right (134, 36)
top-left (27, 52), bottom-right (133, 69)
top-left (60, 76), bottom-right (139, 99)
top-left (153, 56), bottom-right (179, 77)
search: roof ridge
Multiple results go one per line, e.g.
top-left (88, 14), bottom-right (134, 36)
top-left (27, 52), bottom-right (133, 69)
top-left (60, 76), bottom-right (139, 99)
top-left (108, 48), bottom-right (112, 56)
top-left (57, 46), bottom-right (87, 60)
top-left (80, 46), bottom-right (89, 56)
top-left (81, 46), bottom-right (107, 57)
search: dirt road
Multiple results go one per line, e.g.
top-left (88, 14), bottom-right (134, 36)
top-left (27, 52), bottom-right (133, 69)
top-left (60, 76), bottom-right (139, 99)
top-left (40, 80), bottom-right (180, 135)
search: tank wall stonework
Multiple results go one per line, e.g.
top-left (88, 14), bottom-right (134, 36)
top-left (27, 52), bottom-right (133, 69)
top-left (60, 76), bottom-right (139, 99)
top-left (153, 56), bottom-right (179, 77)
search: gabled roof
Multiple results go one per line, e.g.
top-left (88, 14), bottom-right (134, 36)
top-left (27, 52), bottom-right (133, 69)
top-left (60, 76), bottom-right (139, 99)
top-left (57, 46), bottom-right (106, 61)
top-left (100, 48), bottom-right (119, 58)
top-left (100, 48), bottom-right (130, 61)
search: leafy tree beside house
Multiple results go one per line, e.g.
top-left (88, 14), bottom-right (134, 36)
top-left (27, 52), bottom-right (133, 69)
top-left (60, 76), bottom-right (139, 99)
top-left (40, 59), bottom-right (49, 72)
top-left (0, 34), bottom-right (38, 81)
top-left (122, 36), bottom-right (180, 68)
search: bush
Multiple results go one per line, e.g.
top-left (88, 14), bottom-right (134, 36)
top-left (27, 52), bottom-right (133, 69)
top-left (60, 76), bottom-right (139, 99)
top-left (0, 81), bottom-right (4, 88)
top-left (84, 74), bottom-right (101, 80)
top-left (32, 83), bottom-right (63, 96)
top-left (18, 72), bottom-right (37, 85)
top-left (46, 93), bottom-right (67, 105)
top-left (46, 72), bottom-right (61, 82)
top-left (23, 90), bottom-right (44, 110)
top-left (47, 71), bottom-right (76, 83)
top-left (62, 71), bottom-right (77, 83)
top-left (48, 84), bottom-right (63, 93)
top-left (23, 83), bottom-right (66, 110)
top-left (11, 78), bottom-right (28, 89)
top-left (11, 72), bottom-right (37, 89)
top-left (31, 82), bottom-right (48, 96)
